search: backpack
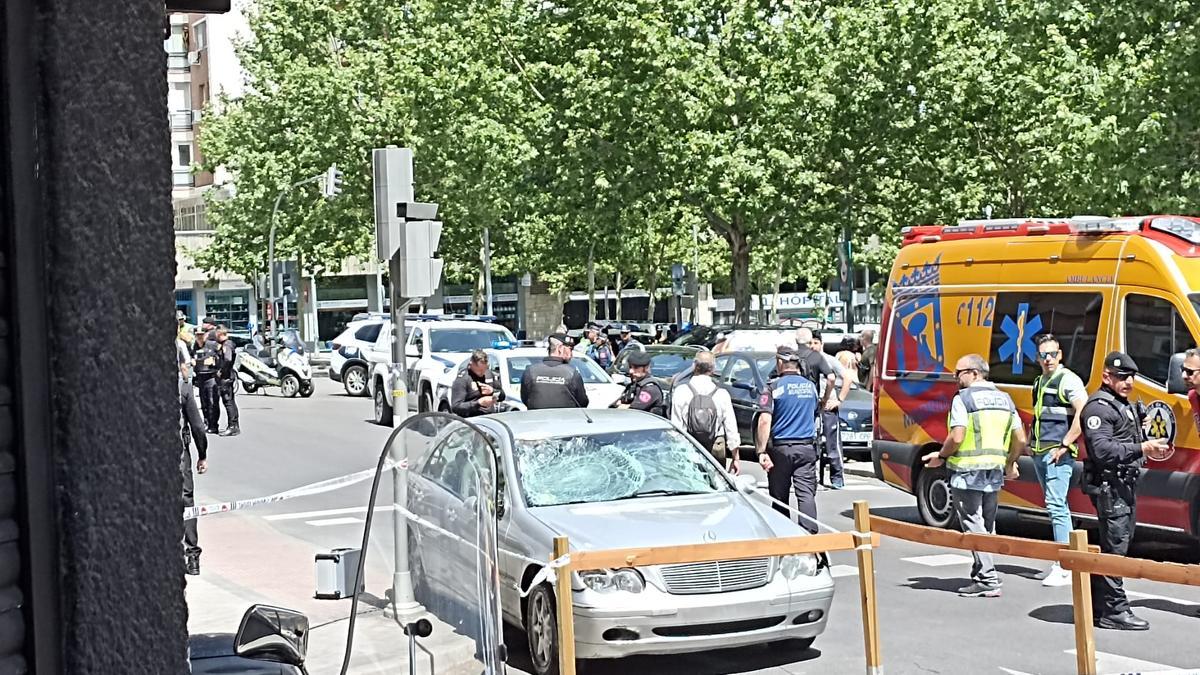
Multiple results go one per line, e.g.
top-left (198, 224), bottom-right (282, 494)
top-left (685, 382), bottom-right (721, 451)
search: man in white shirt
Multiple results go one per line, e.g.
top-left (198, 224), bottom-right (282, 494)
top-left (672, 351), bottom-right (741, 471)
top-left (808, 331), bottom-right (853, 489)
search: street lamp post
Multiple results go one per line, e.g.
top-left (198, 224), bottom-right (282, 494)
top-left (267, 165), bottom-right (342, 339)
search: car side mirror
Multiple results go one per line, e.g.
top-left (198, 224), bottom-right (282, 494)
top-left (1168, 352), bottom-right (1188, 395)
top-left (405, 344), bottom-right (420, 358)
top-left (733, 474), bottom-right (757, 494)
top-left (234, 605), bottom-right (308, 667)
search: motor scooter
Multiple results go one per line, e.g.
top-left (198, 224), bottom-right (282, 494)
top-left (189, 604), bottom-right (310, 674)
top-left (236, 329), bottom-right (314, 398)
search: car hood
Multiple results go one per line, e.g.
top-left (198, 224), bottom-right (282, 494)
top-left (528, 492), bottom-right (793, 552)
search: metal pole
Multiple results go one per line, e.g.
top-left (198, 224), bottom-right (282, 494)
top-left (483, 227), bottom-right (493, 316)
top-left (691, 219), bottom-right (701, 323)
top-left (388, 255), bottom-right (422, 621)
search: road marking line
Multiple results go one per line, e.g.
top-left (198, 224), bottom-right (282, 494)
top-left (1126, 590), bottom-right (1200, 606)
top-left (1065, 649), bottom-right (1182, 673)
top-left (902, 553), bottom-right (974, 567)
top-left (998, 668), bottom-right (1037, 675)
top-left (265, 505), bottom-right (393, 521)
top-left (304, 517), bottom-right (366, 527)
top-left (829, 565), bottom-right (859, 578)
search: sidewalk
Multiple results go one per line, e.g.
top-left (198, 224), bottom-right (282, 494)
top-left (186, 511), bottom-right (483, 674)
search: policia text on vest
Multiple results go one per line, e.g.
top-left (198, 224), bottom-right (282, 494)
top-left (922, 355), bottom-right (1027, 598)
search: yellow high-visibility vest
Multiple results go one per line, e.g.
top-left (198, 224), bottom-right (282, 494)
top-left (947, 386), bottom-right (1015, 472)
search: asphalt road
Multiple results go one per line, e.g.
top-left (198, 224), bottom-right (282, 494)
top-left (192, 379), bottom-right (1200, 674)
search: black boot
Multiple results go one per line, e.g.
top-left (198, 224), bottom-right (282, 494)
top-left (220, 425), bottom-right (240, 437)
top-left (206, 426), bottom-right (219, 434)
top-left (185, 555), bottom-right (200, 576)
top-left (1095, 610), bottom-right (1149, 631)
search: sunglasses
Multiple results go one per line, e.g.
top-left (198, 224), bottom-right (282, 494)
top-left (1183, 366), bottom-right (1200, 377)
top-left (1038, 350), bottom-right (1060, 360)
top-left (955, 368), bottom-right (979, 377)
top-left (1105, 369), bottom-right (1135, 381)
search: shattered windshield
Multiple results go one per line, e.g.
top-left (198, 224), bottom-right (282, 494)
top-left (513, 429), bottom-right (729, 507)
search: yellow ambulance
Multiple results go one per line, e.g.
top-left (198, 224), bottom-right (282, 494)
top-left (872, 216), bottom-right (1200, 539)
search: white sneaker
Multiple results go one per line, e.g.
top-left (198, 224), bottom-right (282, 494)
top-left (1042, 563), bottom-right (1072, 587)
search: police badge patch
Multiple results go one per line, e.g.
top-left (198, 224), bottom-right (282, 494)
top-left (1086, 416), bottom-right (1101, 430)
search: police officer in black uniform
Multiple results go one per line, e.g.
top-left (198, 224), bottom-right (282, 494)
top-left (611, 350), bottom-right (666, 416)
top-left (520, 333), bottom-right (589, 409)
top-left (215, 328), bottom-right (240, 436)
top-left (193, 328), bottom-right (221, 433)
top-left (451, 350), bottom-right (506, 417)
top-left (1080, 351), bottom-right (1168, 631)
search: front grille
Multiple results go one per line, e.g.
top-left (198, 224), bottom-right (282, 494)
top-left (659, 557), bottom-right (772, 595)
top-left (652, 616), bottom-right (785, 637)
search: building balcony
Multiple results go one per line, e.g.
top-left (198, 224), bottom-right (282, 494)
top-left (167, 53), bottom-right (190, 70)
top-left (172, 169), bottom-right (195, 187)
top-left (169, 110), bottom-right (194, 130)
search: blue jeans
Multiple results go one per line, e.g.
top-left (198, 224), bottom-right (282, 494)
top-left (1032, 450), bottom-right (1074, 544)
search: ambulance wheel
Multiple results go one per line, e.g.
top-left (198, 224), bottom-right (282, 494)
top-left (916, 465), bottom-right (958, 529)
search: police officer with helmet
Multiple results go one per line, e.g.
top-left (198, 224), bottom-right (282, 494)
top-left (1081, 351), bottom-right (1169, 631)
top-left (611, 350), bottom-right (666, 417)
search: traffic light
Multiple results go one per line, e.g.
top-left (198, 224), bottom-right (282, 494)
top-left (323, 163), bottom-right (344, 199)
top-left (279, 261), bottom-right (298, 298)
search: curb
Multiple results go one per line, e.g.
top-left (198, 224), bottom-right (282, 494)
top-left (842, 460), bottom-right (877, 480)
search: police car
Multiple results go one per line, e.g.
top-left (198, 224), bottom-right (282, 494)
top-left (366, 316), bottom-right (518, 425)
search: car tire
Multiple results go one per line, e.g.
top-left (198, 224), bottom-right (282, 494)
top-left (916, 464), bottom-right (958, 529)
top-left (243, 382), bottom-right (258, 394)
top-left (374, 383), bottom-right (393, 427)
top-left (524, 584), bottom-right (560, 675)
top-left (343, 364), bottom-right (368, 397)
top-left (420, 390), bottom-right (434, 414)
top-left (299, 381), bottom-right (314, 398)
top-left (281, 373), bottom-right (301, 398)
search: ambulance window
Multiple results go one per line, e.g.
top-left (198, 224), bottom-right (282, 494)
top-left (1125, 294), bottom-right (1194, 386)
top-left (988, 292), bottom-right (1103, 386)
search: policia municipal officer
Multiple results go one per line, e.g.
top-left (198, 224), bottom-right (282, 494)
top-left (610, 351), bottom-right (666, 416)
top-left (451, 350), bottom-right (506, 417)
top-left (757, 345), bottom-right (826, 534)
top-left (520, 333), bottom-right (589, 409)
top-left (1081, 352), bottom-right (1168, 631)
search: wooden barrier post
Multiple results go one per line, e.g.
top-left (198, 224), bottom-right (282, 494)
top-left (553, 536), bottom-right (577, 675)
top-left (853, 500), bottom-right (883, 675)
top-left (1068, 530), bottom-right (1096, 675)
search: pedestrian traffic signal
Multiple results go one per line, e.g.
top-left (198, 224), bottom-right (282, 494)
top-left (323, 163), bottom-right (344, 199)
top-left (281, 271), bottom-right (294, 298)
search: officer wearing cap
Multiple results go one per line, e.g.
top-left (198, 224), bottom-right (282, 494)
top-left (521, 333), bottom-right (589, 409)
top-left (757, 345), bottom-right (825, 533)
top-left (611, 351), bottom-right (666, 417)
top-left (614, 325), bottom-right (637, 354)
top-left (1081, 351), bottom-right (1168, 631)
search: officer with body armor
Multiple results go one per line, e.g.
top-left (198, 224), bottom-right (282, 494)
top-left (193, 328), bottom-right (221, 434)
top-left (1081, 352), bottom-right (1168, 631)
top-left (520, 333), bottom-right (589, 409)
top-left (611, 350), bottom-right (666, 417)
top-left (451, 350), bottom-right (506, 418)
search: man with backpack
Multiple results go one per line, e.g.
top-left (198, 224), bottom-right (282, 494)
top-left (671, 351), bottom-right (740, 470)
top-left (757, 345), bottom-right (829, 533)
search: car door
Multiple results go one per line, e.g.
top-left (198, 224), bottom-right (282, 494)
top-left (718, 356), bottom-right (759, 445)
top-left (406, 328), bottom-right (424, 402)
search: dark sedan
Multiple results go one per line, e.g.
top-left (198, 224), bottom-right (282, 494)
top-left (712, 351), bottom-right (873, 459)
top-left (608, 345), bottom-right (704, 391)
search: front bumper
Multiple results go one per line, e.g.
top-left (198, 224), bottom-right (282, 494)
top-left (328, 367), bottom-right (343, 382)
top-left (571, 572), bottom-right (834, 659)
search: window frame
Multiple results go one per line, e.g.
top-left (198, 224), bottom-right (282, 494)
top-left (1121, 290), bottom-right (1197, 389)
top-left (986, 290), bottom-right (1105, 388)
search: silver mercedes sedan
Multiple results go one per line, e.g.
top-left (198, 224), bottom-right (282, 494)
top-left (426, 409), bottom-right (835, 675)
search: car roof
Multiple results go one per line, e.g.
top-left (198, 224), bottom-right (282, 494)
top-left (485, 408), bottom-right (674, 438)
top-left (490, 347), bottom-right (549, 358)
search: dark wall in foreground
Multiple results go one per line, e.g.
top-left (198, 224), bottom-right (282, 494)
top-left (4, 0), bottom-right (187, 672)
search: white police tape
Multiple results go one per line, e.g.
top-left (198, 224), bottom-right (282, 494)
top-left (183, 459), bottom-right (405, 520)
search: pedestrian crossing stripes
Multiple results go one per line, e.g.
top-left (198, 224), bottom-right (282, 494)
top-left (901, 553), bottom-right (974, 567)
top-left (304, 516), bottom-right (365, 527)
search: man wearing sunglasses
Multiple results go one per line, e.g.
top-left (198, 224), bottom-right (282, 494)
top-left (1080, 351), bottom-right (1168, 631)
top-left (1029, 334), bottom-right (1088, 587)
top-left (1182, 349), bottom-right (1200, 427)
top-left (922, 354), bottom-right (1026, 598)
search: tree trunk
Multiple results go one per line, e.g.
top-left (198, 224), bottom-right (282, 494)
top-left (615, 271), bottom-right (623, 322)
top-left (727, 223), bottom-right (751, 325)
top-left (586, 244), bottom-right (596, 323)
top-left (770, 254), bottom-right (784, 324)
top-left (473, 265), bottom-right (485, 315)
top-left (600, 274), bottom-right (608, 321)
top-left (295, 250), bottom-right (306, 341)
top-left (645, 268), bottom-right (658, 323)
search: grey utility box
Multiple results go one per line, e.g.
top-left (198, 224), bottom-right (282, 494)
top-left (315, 547), bottom-right (363, 600)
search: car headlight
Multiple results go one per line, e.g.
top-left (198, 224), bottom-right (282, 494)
top-left (579, 568), bottom-right (645, 593)
top-left (780, 554), bottom-right (819, 579)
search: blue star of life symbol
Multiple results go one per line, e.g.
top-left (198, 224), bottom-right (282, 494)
top-left (998, 302), bottom-right (1042, 375)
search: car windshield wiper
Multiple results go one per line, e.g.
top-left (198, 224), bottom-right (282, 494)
top-left (616, 489), bottom-right (710, 500)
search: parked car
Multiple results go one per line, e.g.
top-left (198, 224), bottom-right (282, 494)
top-left (431, 347), bottom-right (623, 411)
top-left (408, 409), bottom-right (834, 675)
top-left (328, 317), bottom-right (385, 396)
top-left (674, 324), bottom-right (796, 350)
top-left (607, 344), bottom-right (705, 395)
top-left (713, 351), bottom-right (873, 457)
top-left (367, 318), bottom-right (518, 425)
